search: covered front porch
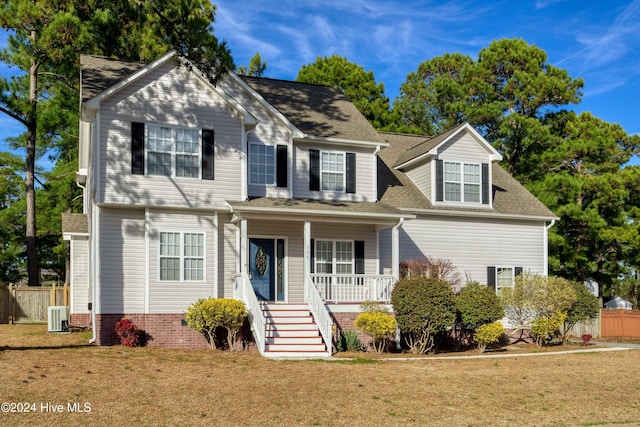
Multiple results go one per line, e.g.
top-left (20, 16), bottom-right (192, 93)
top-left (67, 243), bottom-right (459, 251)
top-left (229, 198), bottom-right (412, 357)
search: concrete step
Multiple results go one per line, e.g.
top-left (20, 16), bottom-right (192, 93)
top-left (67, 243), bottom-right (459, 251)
top-left (266, 328), bottom-right (320, 338)
top-left (265, 316), bottom-right (315, 324)
top-left (265, 343), bottom-right (327, 352)
top-left (266, 336), bottom-right (324, 345)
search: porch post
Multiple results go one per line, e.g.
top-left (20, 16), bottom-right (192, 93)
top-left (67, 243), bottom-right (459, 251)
top-left (303, 220), bottom-right (311, 278)
top-left (240, 217), bottom-right (248, 276)
top-left (392, 218), bottom-right (403, 280)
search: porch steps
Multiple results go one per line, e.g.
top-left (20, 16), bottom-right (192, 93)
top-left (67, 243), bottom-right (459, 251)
top-left (262, 303), bottom-right (329, 358)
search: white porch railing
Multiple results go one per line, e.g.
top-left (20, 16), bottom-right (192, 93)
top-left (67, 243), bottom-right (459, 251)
top-left (234, 273), bottom-right (265, 355)
top-left (311, 274), bottom-right (396, 303)
top-left (304, 273), bottom-right (333, 356)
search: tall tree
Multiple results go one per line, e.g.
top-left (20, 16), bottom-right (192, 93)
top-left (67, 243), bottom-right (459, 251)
top-left (0, 0), bottom-right (233, 286)
top-left (297, 55), bottom-right (393, 130)
top-left (237, 52), bottom-right (267, 77)
top-left (0, 1), bottom-right (90, 285)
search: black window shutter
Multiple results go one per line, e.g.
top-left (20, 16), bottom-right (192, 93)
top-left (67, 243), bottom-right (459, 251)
top-left (435, 159), bottom-right (443, 202)
top-left (202, 129), bottom-right (215, 180)
top-left (354, 240), bottom-right (365, 274)
top-left (131, 122), bottom-right (145, 175)
top-left (346, 152), bottom-right (356, 194)
top-left (309, 149), bottom-right (320, 191)
top-left (487, 266), bottom-right (496, 293)
top-left (515, 266), bottom-right (523, 277)
top-left (276, 145), bottom-right (288, 188)
top-left (310, 239), bottom-right (315, 273)
top-left (482, 163), bottom-right (489, 205)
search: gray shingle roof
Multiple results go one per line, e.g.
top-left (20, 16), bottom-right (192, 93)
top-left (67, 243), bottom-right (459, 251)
top-left (240, 76), bottom-right (385, 143)
top-left (229, 197), bottom-right (407, 219)
top-left (80, 55), bottom-right (147, 102)
top-left (61, 213), bottom-right (88, 233)
top-left (378, 132), bottom-right (556, 219)
top-left (394, 123), bottom-right (468, 168)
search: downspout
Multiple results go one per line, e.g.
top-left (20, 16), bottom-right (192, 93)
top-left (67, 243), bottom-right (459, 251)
top-left (543, 219), bottom-right (556, 278)
top-left (392, 217), bottom-right (405, 351)
top-left (373, 145), bottom-right (381, 201)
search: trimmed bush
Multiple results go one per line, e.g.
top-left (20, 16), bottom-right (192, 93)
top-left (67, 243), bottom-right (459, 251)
top-left (354, 311), bottom-right (397, 353)
top-left (115, 318), bottom-right (143, 347)
top-left (185, 298), bottom-right (247, 350)
top-left (474, 321), bottom-right (506, 353)
top-left (391, 276), bottom-right (456, 354)
top-left (531, 312), bottom-right (566, 347)
top-left (456, 282), bottom-right (504, 328)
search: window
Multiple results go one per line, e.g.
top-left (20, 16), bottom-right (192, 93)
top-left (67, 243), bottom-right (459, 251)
top-left (321, 152), bottom-right (345, 191)
top-left (147, 125), bottom-right (200, 178)
top-left (444, 161), bottom-right (480, 202)
top-left (315, 240), bottom-right (354, 285)
top-left (488, 266), bottom-right (522, 293)
top-left (159, 232), bottom-right (204, 281)
top-left (249, 144), bottom-right (275, 184)
top-left (496, 267), bottom-right (515, 292)
top-left (309, 149), bottom-right (356, 193)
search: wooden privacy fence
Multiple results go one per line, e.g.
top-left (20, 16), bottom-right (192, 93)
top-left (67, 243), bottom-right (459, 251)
top-left (0, 284), bottom-right (69, 324)
top-left (601, 309), bottom-right (640, 338)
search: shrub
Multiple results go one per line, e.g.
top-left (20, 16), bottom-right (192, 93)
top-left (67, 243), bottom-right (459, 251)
top-left (474, 321), bottom-right (506, 353)
top-left (115, 318), bottom-right (143, 347)
top-left (354, 311), bottom-right (397, 353)
top-left (456, 282), bottom-right (504, 328)
top-left (391, 276), bottom-right (456, 354)
top-left (399, 256), bottom-right (462, 288)
top-left (336, 329), bottom-right (364, 352)
top-left (530, 312), bottom-right (567, 347)
top-left (185, 298), bottom-right (247, 350)
top-left (562, 281), bottom-right (599, 342)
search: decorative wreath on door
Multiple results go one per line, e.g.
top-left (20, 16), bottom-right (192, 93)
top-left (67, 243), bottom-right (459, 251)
top-left (255, 246), bottom-right (268, 276)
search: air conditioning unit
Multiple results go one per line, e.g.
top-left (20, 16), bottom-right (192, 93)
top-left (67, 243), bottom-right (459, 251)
top-left (48, 306), bottom-right (69, 333)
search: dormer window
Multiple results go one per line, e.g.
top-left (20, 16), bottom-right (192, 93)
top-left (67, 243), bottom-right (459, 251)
top-left (436, 159), bottom-right (489, 205)
top-left (444, 161), bottom-right (480, 203)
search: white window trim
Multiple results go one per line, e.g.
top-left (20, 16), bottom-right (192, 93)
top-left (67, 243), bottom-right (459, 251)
top-left (315, 240), bottom-right (354, 274)
top-left (158, 231), bottom-right (206, 282)
top-left (444, 160), bottom-right (482, 204)
top-left (248, 142), bottom-right (276, 186)
top-left (496, 266), bottom-right (515, 292)
top-left (320, 150), bottom-right (346, 192)
top-left (146, 124), bottom-right (201, 179)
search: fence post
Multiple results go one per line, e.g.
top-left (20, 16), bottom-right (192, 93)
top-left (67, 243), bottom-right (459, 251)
top-left (9, 282), bottom-right (14, 325)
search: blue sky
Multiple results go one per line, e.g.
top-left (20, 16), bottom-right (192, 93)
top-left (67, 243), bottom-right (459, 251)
top-left (0, 1), bottom-right (638, 169)
top-left (214, 0), bottom-right (640, 163)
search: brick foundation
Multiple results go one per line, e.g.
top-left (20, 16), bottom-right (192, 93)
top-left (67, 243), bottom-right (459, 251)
top-left (93, 313), bottom-right (256, 350)
top-left (95, 314), bottom-right (209, 348)
top-left (70, 313), bottom-right (91, 328)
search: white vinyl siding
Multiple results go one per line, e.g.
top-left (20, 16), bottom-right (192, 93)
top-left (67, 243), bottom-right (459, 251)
top-left (99, 62), bottom-right (244, 208)
top-left (147, 210), bottom-right (216, 313)
top-left (99, 208), bottom-right (145, 314)
top-left (70, 238), bottom-right (89, 314)
top-left (379, 215), bottom-right (547, 284)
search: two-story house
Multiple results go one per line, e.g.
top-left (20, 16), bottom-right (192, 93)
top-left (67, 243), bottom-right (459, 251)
top-left (62, 51), bottom-right (556, 357)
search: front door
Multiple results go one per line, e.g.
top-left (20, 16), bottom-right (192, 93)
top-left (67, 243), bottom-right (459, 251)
top-left (250, 238), bottom-right (275, 300)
